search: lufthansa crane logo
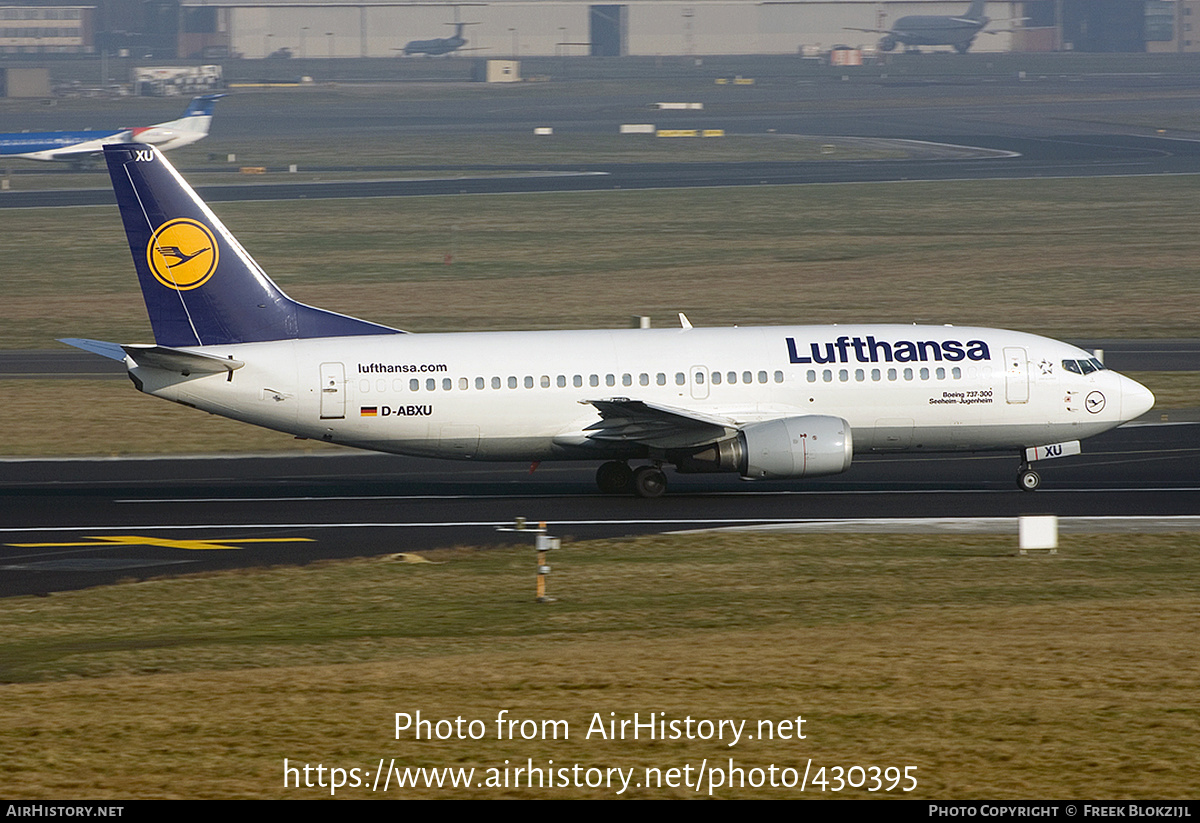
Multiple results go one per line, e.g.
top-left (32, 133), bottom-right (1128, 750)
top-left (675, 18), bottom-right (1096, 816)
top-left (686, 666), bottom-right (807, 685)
top-left (146, 218), bottom-right (218, 291)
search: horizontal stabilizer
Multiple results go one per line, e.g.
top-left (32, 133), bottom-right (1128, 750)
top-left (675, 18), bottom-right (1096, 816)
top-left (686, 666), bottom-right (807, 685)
top-left (122, 344), bottom-right (244, 375)
top-left (58, 338), bottom-right (128, 361)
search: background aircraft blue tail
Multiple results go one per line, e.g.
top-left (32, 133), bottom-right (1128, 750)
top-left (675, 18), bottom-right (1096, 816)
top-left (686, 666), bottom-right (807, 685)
top-left (965, 0), bottom-right (987, 20)
top-left (180, 93), bottom-right (225, 118)
top-left (104, 143), bottom-right (401, 348)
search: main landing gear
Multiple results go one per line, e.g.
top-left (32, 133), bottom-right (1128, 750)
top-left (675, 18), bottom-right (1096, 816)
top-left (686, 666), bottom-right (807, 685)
top-left (596, 461), bottom-right (668, 498)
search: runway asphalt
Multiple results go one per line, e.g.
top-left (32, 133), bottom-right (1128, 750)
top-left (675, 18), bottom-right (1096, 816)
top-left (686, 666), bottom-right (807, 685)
top-left (5, 133), bottom-right (1200, 210)
top-left (1, 418), bottom-right (1197, 597)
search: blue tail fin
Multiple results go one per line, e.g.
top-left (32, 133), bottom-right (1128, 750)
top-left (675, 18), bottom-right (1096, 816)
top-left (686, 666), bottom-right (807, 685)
top-left (104, 143), bottom-right (401, 347)
top-left (180, 93), bottom-right (225, 118)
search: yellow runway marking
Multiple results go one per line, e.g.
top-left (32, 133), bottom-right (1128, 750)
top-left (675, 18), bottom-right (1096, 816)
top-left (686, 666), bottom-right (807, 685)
top-left (7, 536), bottom-right (315, 551)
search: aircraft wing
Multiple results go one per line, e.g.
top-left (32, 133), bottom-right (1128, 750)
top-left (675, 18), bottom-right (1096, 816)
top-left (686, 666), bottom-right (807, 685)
top-left (581, 398), bottom-right (737, 449)
top-left (44, 148), bottom-right (103, 160)
top-left (843, 27), bottom-right (890, 34)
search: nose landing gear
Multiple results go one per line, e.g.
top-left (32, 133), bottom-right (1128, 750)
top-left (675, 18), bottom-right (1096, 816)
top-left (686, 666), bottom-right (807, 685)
top-left (1018, 465), bottom-right (1041, 492)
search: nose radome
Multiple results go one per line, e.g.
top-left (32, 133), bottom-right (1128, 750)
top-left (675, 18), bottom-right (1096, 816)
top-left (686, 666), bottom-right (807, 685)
top-left (1121, 375), bottom-right (1155, 421)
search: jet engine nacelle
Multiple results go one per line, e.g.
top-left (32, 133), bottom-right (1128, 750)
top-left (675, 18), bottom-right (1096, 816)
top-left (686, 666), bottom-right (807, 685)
top-left (676, 415), bottom-right (852, 479)
top-left (130, 127), bottom-right (179, 146)
top-left (739, 415), bottom-right (852, 479)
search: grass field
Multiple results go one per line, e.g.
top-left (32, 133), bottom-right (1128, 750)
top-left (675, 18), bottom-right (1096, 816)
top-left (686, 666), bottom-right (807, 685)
top-left (0, 531), bottom-right (1196, 798)
top-left (6, 175), bottom-right (1200, 348)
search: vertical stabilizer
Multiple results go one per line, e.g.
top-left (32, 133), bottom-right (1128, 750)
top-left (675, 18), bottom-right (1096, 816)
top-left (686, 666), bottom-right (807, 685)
top-left (104, 143), bottom-right (402, 347)
top-left (965, 0), bottom-right (987, 20)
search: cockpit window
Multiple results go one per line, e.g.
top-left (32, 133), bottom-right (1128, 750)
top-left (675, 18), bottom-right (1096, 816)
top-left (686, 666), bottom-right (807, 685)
top-left (1063, 358), bottom-right (1106, 375)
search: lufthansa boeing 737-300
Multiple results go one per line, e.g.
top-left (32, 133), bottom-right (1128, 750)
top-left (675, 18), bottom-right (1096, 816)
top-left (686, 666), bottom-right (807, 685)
top-left (61, 143), bottom-right (1155, 497)
top-left (0, 94), bottom-right (223, 165)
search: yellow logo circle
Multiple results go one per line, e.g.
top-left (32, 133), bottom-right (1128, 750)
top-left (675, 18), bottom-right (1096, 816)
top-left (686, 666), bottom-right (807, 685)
top-left (146, 219), bottom-right (219, 291)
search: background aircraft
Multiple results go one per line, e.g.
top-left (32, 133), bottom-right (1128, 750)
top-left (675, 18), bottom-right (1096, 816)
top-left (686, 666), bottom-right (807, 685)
top-left (847, 0), bottom-right (997, 54)
top-left (0, 94), bottom-right (224, 165)
top-left (399, 22), bottom-right (482, 56)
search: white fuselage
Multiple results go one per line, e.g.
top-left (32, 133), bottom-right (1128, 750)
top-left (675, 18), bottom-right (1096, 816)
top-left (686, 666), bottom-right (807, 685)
top-left (128, 324), bottom-right (1154, 465)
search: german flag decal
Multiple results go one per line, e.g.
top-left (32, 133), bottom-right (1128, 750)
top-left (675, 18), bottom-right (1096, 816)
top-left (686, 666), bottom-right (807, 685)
top-left (360, 406), bottom-right (378, 417)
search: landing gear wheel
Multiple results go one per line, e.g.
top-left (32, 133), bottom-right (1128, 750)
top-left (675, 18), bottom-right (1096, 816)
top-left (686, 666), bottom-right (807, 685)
top-left (1018, 468), bottom-right (1041, 492)
top-left (596, 461), bottom-right (633, 495)
top-left (632, 465), bottom-right (668, 498)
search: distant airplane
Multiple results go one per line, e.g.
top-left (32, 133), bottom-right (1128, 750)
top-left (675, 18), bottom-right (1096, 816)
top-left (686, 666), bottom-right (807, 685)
top-left (0, 94), bottom-right (224, 165)
top-left (399, 22), bottom-right (482, 57)
top-left (62, 143), bottom-right (1155, 498)
top-left (846, 0), bottom-right (1010, 54)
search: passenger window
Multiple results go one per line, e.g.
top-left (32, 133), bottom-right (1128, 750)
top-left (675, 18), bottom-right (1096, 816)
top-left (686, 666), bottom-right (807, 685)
top-left (743, 371), bottom-right (753, 384)
top-left (574, 375), bottom-right (583, 388)
top-left (903, 368), bottom-right (913, 381)
top-left (675, 372), bottom-right (686, 386)
top-left (492, 376), bottom-right (501, 390)
top-left (774, 370), bottom-right (783, 383)
top-left (711, 372), bottom-right (722, 385)
top-left (728, 371), bottom-right (737, 384)
top-left (443, 378), bottom-right (452, 391)
top-left (606, 374), bottom-right (615, 387)
top-left (622, 373), bottom-right (632, 387)
top-left (476, 377), bottom-right (485, 390)
top-left (640, 373), bottom-right (649, 386)
top-left (426, 378), bottom-right (436, 391)
top-left (823, 369), bottom-right (833, 383)
top-left (758, 370), bottom-right (767, 383)
top-left (919, 368), bottom-right (929, 380)
top-left (508, 376), bottom-right (518, 389)
top-left (871, 369), bottom-right (881, 381)
top-left (409, 378), bottom-right (419, 391)
top-left (657, 373), bottom-right (666, 386)
top-left (839, 369), bottom-right (848, 382)
top-left (590, 374), bottom-right (599, 388)
top-left (557, 375), bottom-right (567, 388)
top-left (807, 370), bottom-right (817, 383)
top-left (855, 369), bottom-right (865, 382)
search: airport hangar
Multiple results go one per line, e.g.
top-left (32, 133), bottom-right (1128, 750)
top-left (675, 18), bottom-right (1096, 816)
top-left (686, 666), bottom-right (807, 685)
top-left (172, 1), bottom-right (1042, 60)
top-left (1, 2), bottom-right (1173, 59)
